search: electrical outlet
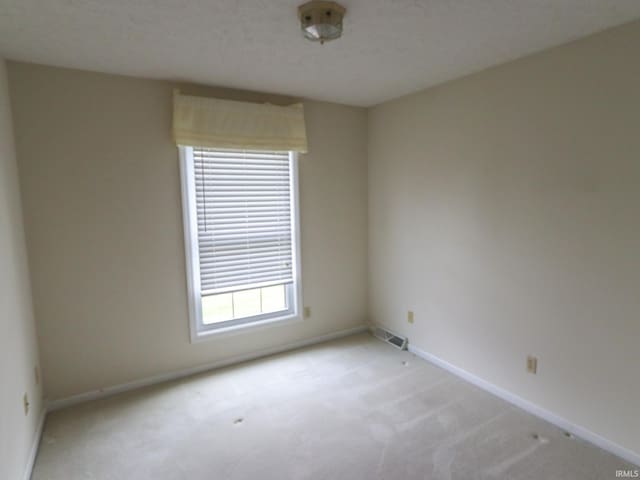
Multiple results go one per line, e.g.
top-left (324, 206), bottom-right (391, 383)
top-left (34, 366), bottom-right (39, 385)
top-left (303, 306), bottom-right (311, 318)
top-left (23, 393), bottom-right (30, 416)
top-left (407, 311), bottom-right (414, 324)
top-left (527, 355), bottom-right (538, 374)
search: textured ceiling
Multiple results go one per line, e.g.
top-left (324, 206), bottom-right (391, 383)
top-left (1, 0), bottom-right (639, 106)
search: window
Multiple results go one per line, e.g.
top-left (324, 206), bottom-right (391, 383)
top-left (180, 146), bottom-right (302, 340)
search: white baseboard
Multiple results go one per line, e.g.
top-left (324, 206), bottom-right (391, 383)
top-left (408, 343), bottom-right (640, 467)
top-left (22, 407), bottom-right (46, 480)
top-left (47, 325), bottom-right (368, 412)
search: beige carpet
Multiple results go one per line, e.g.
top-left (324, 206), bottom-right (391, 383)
top-left (33, 333), bottom-right (634, 479)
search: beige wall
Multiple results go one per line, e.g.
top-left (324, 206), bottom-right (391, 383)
top-left (368, 21), bottom-right (640, 456)
top-left (8, 62), bottom-right (368, 402)
top-left (0, 58), bottom-right (43, 480)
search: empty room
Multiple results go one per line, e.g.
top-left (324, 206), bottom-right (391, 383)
top-left (1, 1), bottom-right (639, 479)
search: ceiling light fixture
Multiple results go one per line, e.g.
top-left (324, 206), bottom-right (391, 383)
top-left (298, 1), bottom-right (346, 45)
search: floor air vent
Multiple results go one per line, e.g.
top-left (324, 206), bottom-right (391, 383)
top-left (373, 326), bottom-right (408, 350)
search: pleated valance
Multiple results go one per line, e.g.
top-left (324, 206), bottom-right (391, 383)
top-left (172, 91), bottom-right (308, 153)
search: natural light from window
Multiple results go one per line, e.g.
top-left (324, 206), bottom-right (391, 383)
top-left (201, 284), bottom-right (287, 325)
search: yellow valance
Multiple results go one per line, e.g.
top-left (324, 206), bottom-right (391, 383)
top-left (173, 91), bottom-right (308, 153)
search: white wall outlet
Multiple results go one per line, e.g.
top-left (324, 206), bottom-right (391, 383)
top-left (407, 310), bottom-right (414, 324)
top-left (527, 355), bottom-right (538, 374)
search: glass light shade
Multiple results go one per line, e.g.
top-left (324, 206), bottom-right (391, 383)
top-left (302, 23), bottom-right (342, 42)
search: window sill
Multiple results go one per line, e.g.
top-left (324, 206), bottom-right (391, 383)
top-left (190, 312), bottom-right (303, 343)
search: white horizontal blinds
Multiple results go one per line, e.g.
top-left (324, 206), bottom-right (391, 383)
top-left (194, 148), bottom-right (294, 295)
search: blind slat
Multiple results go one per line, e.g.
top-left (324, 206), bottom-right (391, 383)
top-left (196, 201), bottom-right (290, 209)
top-left (198, 242), bottom-right (292, 257)
top-left (197, 214), bottom-right (289, 221)
top-left (194, 148), bottom-right (293, 293)
top-left (199, 223), bottom-right (291, 234)
top-left (194, 150), bottom-right (290, 160)
top-left (200, 255), bottom-right (292, 269)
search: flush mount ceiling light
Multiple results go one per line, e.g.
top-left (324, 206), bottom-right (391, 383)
top-left (298, 1), bottom-right (346, 45)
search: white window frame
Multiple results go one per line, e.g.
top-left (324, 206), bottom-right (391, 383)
top-left (179, 146), bottom-right (303, 342)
